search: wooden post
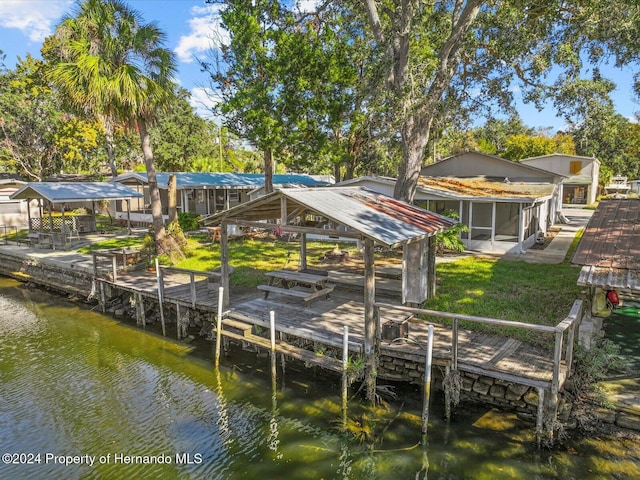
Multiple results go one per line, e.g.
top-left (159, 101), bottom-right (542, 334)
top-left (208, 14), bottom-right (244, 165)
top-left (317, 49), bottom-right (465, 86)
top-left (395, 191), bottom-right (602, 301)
top-left (111, 255), bottom-right (117, 282)
top-left (220, 222), bottom-right (230, 309)
top-left (92, 252), bottom-right (98, 278)
top-left (451, 318), bottom-right (459, 370)
top-left (121, 248), bottom-right (127, 272)
top-left (536, 387), bottom-right (545, 448)
top-left (177, 303), bottom-right (182, 340)
top-left (426, 235), bottom-right (437, 300)
top-left (342, 325), bottom-right (349, 429)
top-left (135, 293), bottom-right (146, 329)
top-left (190, 271), bottom-right (196, 308)
top-left (99, 281), bottom-right (106, 313)
top-left (270, 310), bottom-right (276, 351)
top-left (422, 324), bottom-right (434, 443)
top-left (60, 205), bottom-right (66, 248)
top-left (215, 286), bottom-right (224, 367)
top-left (156, 258), bottom-right (166, 337)
top-left (126, 199), bottom-right (132, 234)
top-left (300, 233), bottom-right (307, 270)
top-left (363, 237), bottom-right (377, 403)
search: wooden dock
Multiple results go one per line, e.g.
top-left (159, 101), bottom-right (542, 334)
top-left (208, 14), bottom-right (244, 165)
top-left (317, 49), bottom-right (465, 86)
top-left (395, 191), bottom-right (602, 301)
top-left (91, 249), bottom-right (579, 404)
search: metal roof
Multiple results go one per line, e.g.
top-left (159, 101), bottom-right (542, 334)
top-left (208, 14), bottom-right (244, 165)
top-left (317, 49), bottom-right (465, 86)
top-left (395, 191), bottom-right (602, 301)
top-left (416, 177), bottom-right (556, 202)
top-left (577, 265), bottom-right (640, 293)
top-left (202, 186), bottom-right (456, 247)
top-left (572, 199), bottom-right (640, 294)
top-left (572, 199), bottom-right (640, 270)
top-left (422, 151), bottom-right (567, 179)
top-left (10, 182), bottom-right (143, 203)
top-left (113, 172), bottom-right (329, 189)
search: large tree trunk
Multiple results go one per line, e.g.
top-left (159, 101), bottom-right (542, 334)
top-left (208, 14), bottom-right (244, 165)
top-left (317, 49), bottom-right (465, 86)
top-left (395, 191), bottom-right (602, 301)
top-left (105, 124), bottom-right (117, 179)
top-left (168, 173), bottom-right (178, 224)
top-left (137, 117), bottom-right (167, 253)
top-left (393, 113), bottom-right (432, 202)
top-left (363, 0), bottom-right (482, 202)
top-left (264, 148), bottom-right (273, 194)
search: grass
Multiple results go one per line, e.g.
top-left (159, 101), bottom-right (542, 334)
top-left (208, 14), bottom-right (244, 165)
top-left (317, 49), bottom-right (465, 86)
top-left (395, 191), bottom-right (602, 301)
top-left (69, 231), bottom-right (584, 347)
top-left (426, 257), bottom-right (584, 346)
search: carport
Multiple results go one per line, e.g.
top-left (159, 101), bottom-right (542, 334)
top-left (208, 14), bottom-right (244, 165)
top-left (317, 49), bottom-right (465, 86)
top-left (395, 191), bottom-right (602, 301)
top-left (10, 182), bottom-right (143, 249)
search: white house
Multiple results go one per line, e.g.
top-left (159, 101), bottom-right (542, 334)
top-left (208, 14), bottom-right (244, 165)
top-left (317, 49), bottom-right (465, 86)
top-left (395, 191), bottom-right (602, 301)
top-left (520, 153), bottom-right (600, 205)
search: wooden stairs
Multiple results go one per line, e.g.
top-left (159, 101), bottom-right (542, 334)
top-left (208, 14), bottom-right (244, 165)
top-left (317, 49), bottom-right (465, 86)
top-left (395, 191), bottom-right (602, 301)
top-left (218, 318), bottom-right (344, 372)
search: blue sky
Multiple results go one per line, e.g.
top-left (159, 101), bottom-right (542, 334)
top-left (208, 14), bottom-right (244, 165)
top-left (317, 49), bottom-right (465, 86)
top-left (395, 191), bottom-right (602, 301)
top-left (0, 0), bottom-right (638, 131)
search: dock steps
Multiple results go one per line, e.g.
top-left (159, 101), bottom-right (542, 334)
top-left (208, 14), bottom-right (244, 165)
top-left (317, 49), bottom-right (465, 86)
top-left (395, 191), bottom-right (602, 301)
top-left (221, 318), bottom-right (254, 336)
top-left (217, 325), bottom-right (343, 373)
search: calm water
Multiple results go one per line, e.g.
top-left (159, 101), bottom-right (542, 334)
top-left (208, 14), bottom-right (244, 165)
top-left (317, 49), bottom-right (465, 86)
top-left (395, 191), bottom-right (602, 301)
top-left (1, 277), bottom-right (639, 480)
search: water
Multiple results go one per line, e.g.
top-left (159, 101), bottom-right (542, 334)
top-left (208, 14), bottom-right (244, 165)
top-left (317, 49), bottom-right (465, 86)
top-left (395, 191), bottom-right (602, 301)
top-left (1, 277), bottom-right (639, 479)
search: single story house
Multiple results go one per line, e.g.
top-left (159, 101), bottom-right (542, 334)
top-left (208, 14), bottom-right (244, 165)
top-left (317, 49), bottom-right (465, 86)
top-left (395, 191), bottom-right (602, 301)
top-left (520, 153), bottom-right (600, 205)
top-left (337, 151), bottom-right (565, 254)
top-left (112, 172), bottom-right (331, 225)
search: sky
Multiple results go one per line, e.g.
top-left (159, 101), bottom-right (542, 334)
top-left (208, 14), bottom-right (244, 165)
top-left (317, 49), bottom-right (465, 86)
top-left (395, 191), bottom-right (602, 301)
top-left (0, 0), bottom-right (638, 131)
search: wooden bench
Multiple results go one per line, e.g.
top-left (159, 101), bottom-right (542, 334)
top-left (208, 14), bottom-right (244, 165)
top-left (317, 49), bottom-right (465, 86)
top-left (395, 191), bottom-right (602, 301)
top-left (257, 284), bottom-right (334, 302)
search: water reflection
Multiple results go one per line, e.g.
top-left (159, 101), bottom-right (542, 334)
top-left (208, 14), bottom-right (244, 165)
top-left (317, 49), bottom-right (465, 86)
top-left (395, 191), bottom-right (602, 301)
top-left (1, 277), bottom-right (639, 479)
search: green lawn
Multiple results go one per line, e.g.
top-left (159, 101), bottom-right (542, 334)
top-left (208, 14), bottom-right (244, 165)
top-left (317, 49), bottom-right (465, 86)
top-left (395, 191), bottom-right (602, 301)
top-left (426, 257), bottom-right (584, 345)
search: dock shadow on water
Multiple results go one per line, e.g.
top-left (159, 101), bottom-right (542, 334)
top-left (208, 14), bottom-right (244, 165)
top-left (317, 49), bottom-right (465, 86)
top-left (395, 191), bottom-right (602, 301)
top-left (1, 276), bottom-right (639, 479)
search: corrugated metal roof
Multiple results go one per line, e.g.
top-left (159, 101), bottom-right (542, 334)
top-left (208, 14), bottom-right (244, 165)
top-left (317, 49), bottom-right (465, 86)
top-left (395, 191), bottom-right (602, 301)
top-left (113, 172), bottom-right (329, 189)
top-left (10, 182), bottom-right (143, 202)
top-left (416, 177), bottom-right (556, 201)
top-left (577, 266), bottom-right (640, 293)
top-left (203, 187), bottom-right (455, 247)
top-left (572, 199), bottom-right (640, 270)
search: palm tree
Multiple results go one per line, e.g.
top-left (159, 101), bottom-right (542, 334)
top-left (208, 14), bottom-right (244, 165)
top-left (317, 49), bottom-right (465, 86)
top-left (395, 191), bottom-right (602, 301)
top-left (44, 0), bottom-right (177, 253)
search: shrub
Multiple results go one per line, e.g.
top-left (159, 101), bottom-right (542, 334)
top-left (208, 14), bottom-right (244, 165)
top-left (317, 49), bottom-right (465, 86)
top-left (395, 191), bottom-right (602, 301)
top-left (178, 212), bottom-right (201, 232)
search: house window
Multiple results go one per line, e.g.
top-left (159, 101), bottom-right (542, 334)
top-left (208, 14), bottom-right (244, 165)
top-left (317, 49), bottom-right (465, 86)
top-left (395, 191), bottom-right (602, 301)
top-left (229, 190), bottom-right (240, 202)
top-left (569, 161), bottom-right (582, 174)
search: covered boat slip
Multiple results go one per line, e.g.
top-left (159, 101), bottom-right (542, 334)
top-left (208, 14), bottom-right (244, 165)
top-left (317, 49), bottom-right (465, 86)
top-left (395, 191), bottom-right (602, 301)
top-left (10, 182), bottom-right (143, 249)
top-left (572, 198), bottom-right (640, 295)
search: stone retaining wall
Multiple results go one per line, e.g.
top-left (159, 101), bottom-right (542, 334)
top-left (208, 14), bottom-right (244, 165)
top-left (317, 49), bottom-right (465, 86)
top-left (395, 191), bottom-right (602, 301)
top-left (378, 354), bottom-right (541, 417)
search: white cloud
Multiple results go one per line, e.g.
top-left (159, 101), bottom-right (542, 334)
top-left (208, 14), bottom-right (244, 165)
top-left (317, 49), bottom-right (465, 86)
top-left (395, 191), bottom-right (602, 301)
top-left (0, 0), bottom-right (73, 43)
top-left (189, 86), bottom-right (220, 120)
top-left (175, 4), bottom-right (229, 64)
top-left (294, 0), bottom-right (321, 14)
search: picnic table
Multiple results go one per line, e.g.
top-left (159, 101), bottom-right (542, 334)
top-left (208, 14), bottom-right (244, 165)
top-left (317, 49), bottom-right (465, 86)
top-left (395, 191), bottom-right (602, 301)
top-left (258, 269), bottom-right (335, 303)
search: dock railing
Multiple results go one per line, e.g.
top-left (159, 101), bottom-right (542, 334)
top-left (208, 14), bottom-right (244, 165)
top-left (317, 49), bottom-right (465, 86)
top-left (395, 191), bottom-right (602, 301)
top-left (373, 299), bottom-right (583, 393)
top-left (92, 247), bottom-right (146, 281)
top-left (156, 265), bottom-right (222, 309)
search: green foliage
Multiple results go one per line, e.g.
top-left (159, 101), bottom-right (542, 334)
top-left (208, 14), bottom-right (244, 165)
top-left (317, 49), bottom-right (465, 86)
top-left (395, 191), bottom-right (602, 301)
top-left (177, 212), bottom-right (201, 232)
top-left (202, 0), bottom-right (365, 181)
top-left (149, 89), bottom-right (219, 172)
top-left (0, 56), bottom-right (64, 179)
top-left (503, 133), bottom-right (576, 161)
top-left (571, 339), bottom-right (624, 404)
top-left (435, 210), bottom-right (468, 253)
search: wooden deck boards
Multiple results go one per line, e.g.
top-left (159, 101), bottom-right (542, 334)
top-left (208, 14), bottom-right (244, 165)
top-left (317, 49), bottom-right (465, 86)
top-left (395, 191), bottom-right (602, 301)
top-left (101, 270), bottom-right (562, 388)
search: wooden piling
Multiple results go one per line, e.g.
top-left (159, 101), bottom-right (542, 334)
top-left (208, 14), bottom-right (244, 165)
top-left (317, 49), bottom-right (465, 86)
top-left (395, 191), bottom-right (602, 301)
top-left (155, 258), bottom-right (166, 337)
top-left (536, 387), bottom-right (545, 448)
top-left (421, 324), bottom-right (434, 441)
top-left (215, 286), bottom-right (224, 367)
